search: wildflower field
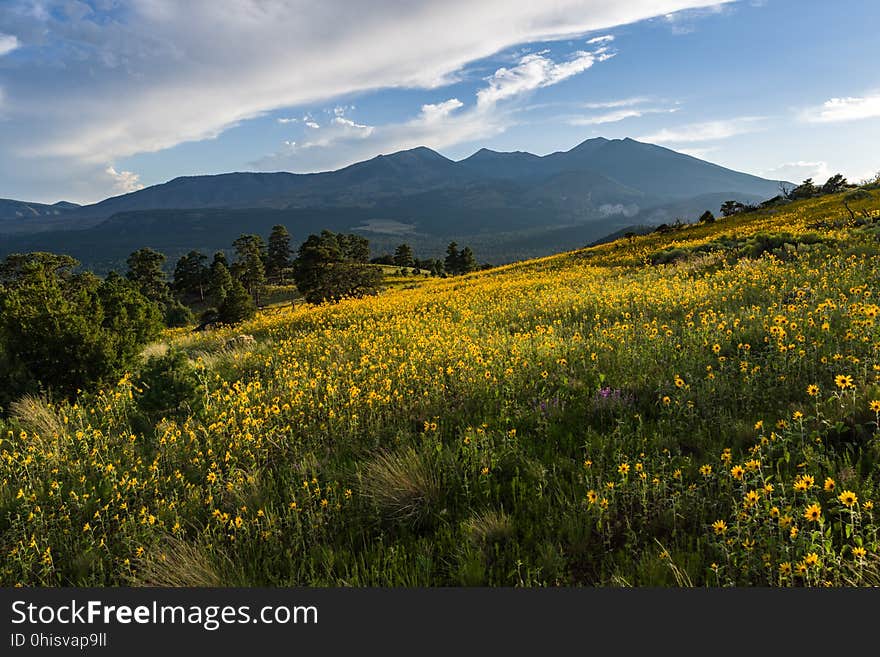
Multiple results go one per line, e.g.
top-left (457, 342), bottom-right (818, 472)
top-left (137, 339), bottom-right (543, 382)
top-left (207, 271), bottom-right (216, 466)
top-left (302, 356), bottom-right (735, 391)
top-left (2, 189), bottom-right (880, 587)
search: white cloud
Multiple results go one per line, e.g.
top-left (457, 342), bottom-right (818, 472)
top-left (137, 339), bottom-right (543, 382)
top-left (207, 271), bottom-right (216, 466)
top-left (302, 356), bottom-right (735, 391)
top-left (761, 161), bottom-right (832, 184)
top-left (419, 98), bottom-right (465, 122)
top-left (277, 117), bottom-right (298, 124)
top-left (801, 94), bottom-right (880, 123)
top-left (0, 0), bottom-right (734, 201)
top-left (586, 34), bottom-right (614, 44)
top-left (582, 97), bottom-right (649, 109)
top-left (476, 50), bottom-right (600, 108)
top-left (104, 165), bottom-right (144, 194)
top-left (256, 46), bottom-right (614, 173)
top-left (304, 120), bottom-right (320, 129)
top-left (598, 203), bottom-right (639, 217)
top-left (662, 3), bottom-right (730, 34)
top-left (0, 33), bottom-right (19, 56)
top-left (256, 97), bottom-right (501, 172)
top-left (570, 109), bottom-right (644, 125)
top-left (676, 146), bottom-right (718, 159)
top-left (569, 100), bottom-right (677, 126)
top-left (639, 116), bottom-right (764, 143)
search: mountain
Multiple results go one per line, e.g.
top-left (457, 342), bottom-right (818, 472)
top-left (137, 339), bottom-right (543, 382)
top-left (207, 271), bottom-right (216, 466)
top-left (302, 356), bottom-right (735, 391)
top-left (0, 198), bottom-right (81, 233)
top-left (545, 138), bottom-right (779, 199)
top-left (0, 138), bottom-right (787, 268)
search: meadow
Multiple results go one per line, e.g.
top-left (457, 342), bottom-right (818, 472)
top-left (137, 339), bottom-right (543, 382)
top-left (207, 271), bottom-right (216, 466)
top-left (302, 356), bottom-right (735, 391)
top-left (2, 189), bottom-right (879, 587)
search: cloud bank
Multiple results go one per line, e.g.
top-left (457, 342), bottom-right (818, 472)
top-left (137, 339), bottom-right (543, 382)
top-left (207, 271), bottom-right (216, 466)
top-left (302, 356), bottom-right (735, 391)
top-left (801, 93), bottom-right (880, 123)
top-left (0, 0), bottom-right (733, 202)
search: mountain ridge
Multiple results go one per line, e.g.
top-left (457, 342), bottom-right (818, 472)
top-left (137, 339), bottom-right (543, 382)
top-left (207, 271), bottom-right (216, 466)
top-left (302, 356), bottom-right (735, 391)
top-left (0, 137), bottom-right (788, 269)
top-left (0, 137), bottom-right (785, 231)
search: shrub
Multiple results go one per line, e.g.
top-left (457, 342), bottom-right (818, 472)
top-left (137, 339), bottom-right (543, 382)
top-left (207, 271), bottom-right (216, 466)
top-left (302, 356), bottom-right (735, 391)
top-left (0, 257), bottom-right (162, 407)
top-left (134, 349), bottom-right (202, 422)
top-left (163, 299), bottom-right (195, 327)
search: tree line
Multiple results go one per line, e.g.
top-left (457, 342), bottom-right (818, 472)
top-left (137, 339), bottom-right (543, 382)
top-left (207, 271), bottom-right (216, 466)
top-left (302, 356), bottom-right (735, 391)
top-left (652, 172), bottom-right (857, 234)
top-left (370, 241), bottom-right (481, 276)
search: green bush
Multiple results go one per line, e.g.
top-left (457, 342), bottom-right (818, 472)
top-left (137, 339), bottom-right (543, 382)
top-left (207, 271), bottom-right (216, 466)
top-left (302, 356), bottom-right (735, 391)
top-left (0, 257), bottom-right (162, 407)
top-left (134, 349), bottom-right (203, 422)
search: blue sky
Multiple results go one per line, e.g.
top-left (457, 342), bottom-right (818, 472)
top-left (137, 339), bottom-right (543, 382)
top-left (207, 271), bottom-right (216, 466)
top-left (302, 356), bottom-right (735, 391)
top-left (0, 0), bottom-right (878, 204)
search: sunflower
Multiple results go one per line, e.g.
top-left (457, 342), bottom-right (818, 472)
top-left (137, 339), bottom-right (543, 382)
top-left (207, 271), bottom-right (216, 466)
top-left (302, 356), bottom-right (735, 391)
top-left (823, 477), bottom-right (836, 492)
top-left (838, 490), bottom-right (858, 507)
top-left (870, 400), bottom-right (880, 413)
top-left (803, 503), bottom-right (822, 523)
top-left (712, 519), bottom-right (727, 535)
top-left (743, 490), bottom-right (760, 508)
top-left (806, 384), bottom-right (820, 397)
top-left (835, 374), bottom-right (854, 389)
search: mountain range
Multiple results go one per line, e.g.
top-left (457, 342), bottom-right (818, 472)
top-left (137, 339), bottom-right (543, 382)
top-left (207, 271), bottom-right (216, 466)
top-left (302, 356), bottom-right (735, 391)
top-left (0, 137), bottom-right (785, 270)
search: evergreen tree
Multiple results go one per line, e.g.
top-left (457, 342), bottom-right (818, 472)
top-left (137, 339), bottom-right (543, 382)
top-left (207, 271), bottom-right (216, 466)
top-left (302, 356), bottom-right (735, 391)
top-left (125, 247), bottom-right (170, 305)
top-left (98, 272), bottom-right (165, 360)
top-left (293, 231), bottom-right (381, 304)
top-left (458, 246), bottom-right (478, 274)
top-left (218, 278), bottom-right (256, 325)
top-left (444, 242), bottom-right (460, 275)
top-left (338, 233), bottom-right (371, 263)
top-left (266, 224), bottom-right (293, 284)
top-left (720, 200), bottom-right (747, 217)
top-left (393, 243), bottom-right (415, 268)
top-left (0, 252), bottom-right (79, 287)
top-left (699, 210), bottom-right (716, 224)
top-left (207, 253), bottom-right (233, 306)
top-left (789, 178), bottom-right (817, 200)
top-left (232, 234), bottom-right (267, 305)
top-left (172, 250), bottom-right (208, 301)
top-left (0, 256), bottom-right (162, 405)
top-left (821, 173), bottom-right (848, 195)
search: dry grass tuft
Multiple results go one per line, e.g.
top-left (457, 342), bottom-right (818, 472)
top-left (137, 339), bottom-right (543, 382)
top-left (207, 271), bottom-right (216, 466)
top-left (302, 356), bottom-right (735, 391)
top-left (464, 509), bottom-right (514, 546)
top-left (10, 394), bottom-right (67, 441)
top-left (132, 535), bottom-right (233, 587)
top-left (359, 446), bottom-right (443, 526)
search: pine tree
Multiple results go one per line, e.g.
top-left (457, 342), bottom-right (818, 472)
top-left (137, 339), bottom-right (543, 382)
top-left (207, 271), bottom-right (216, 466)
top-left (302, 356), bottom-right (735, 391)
top-left (217, 278), bottom-right (256, 325)
top-left (444, 242), bottom-right (460, 275)
top-left (458, 246), bottom-right (477, 274)
top-left (393, 243), bottom-right (414, 268)
top-left (208, 255), bottom-right (233, 307)
top-left (292, 231), bottom-right (381, 304)
top-left (172, 250), bottom-right (208, 301)
top-left (267, 225), bottom-right (293, 284)
top-left (125, 247), bottom-right (170, 305)
top-left (232, 235), bottom-right (267, 305)
top-left (0, 256), bottom-right (162, 405)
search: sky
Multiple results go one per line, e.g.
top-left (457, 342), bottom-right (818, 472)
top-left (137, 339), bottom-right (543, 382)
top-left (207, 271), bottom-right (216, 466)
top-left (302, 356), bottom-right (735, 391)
top-left (0, 0), bottom-right (879, 205)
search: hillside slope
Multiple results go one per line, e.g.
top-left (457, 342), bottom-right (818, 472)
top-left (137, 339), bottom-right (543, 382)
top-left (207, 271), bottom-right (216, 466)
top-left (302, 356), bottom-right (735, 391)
top-left (3, 189), bottom-right (879, 587)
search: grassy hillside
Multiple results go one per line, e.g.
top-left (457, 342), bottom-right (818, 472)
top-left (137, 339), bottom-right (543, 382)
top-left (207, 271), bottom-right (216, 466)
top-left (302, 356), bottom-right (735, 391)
top-left (2, 190), bottom-right (879, 586)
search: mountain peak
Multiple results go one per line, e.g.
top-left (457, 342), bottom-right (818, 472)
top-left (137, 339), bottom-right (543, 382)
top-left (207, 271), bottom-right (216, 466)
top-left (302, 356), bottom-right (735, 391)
top-left (569, 136), bottom-right (610, 151)
top-left (381, 146), bottom-right (450, 162)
